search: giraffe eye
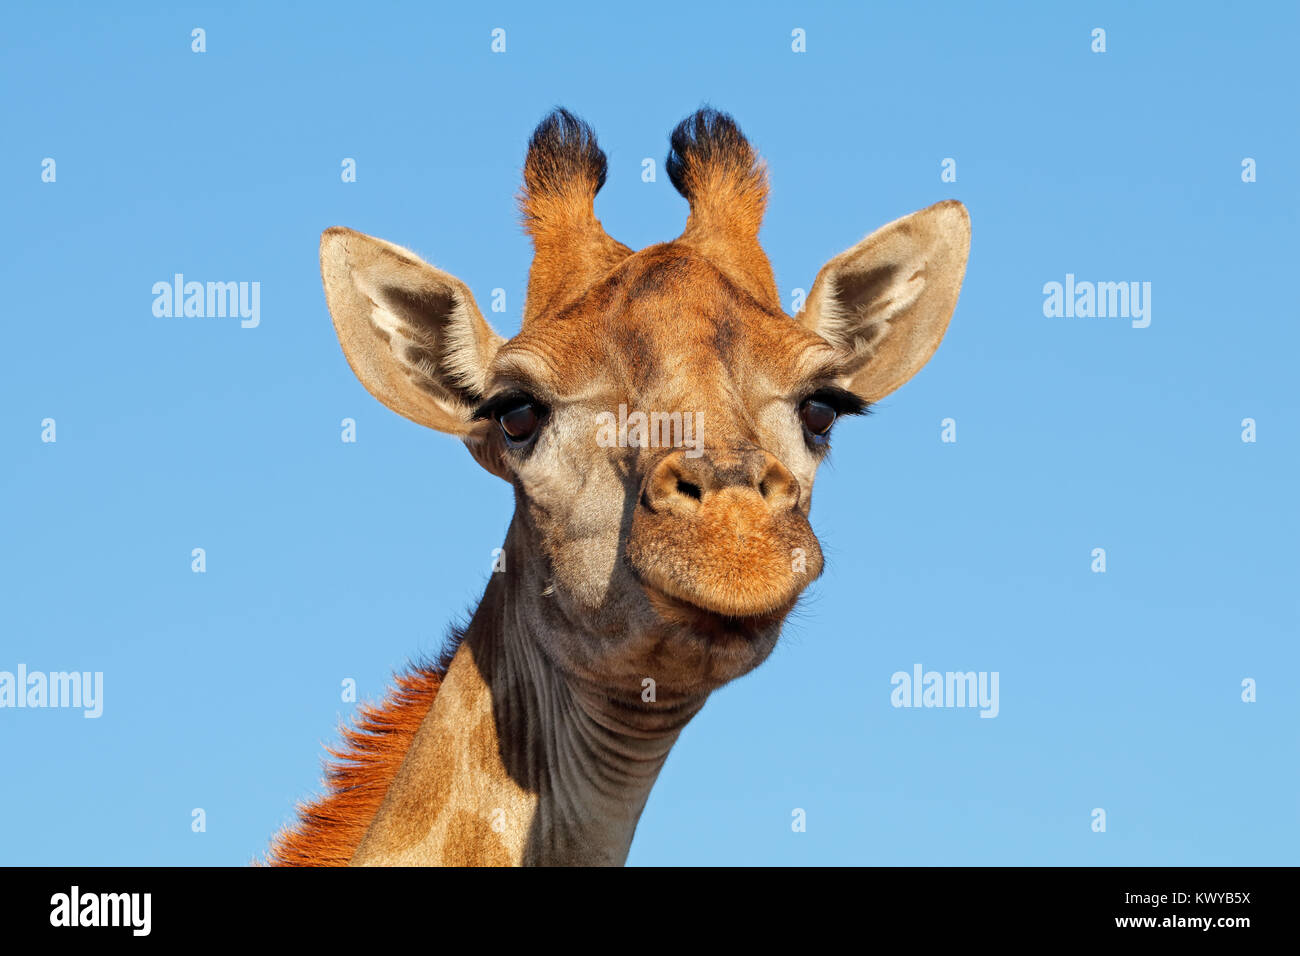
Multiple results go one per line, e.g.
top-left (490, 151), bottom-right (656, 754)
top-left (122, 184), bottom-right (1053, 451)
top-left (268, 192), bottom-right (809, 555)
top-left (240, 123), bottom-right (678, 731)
top-left (496, 401), bottom-right (545, 444)
top-left (799, 399), bottom-right (837, 437)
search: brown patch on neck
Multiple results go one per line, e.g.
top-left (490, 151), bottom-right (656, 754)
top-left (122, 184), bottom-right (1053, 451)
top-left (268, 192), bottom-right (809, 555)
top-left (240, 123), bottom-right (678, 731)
top-left (264, 650), bottom-right (455, 867)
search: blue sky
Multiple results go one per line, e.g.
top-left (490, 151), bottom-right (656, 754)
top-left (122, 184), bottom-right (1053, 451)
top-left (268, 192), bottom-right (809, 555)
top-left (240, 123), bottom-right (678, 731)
top-left (1, 1), bottom-right (1296, 865)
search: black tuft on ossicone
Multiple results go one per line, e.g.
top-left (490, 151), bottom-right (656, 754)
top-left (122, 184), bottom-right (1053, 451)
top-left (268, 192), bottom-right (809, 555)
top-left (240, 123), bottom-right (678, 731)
top-left (524, 107), bottom-right (608, 196)
top-left (665, 107), bottom-right (754, 200)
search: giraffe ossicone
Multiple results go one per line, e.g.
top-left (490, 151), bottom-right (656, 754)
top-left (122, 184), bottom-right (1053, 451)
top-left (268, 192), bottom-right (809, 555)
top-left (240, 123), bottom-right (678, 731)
top-left (267, 106), bottom-right (971, 866)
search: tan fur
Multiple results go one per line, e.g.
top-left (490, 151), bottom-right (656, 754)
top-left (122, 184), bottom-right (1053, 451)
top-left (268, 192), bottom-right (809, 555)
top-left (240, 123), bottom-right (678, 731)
top-left (800, 201), bottom-right (971, 401)
top-left (349, 643), bottom-right (537, 866)
top-left (319, 227), bottom-right (503, 436)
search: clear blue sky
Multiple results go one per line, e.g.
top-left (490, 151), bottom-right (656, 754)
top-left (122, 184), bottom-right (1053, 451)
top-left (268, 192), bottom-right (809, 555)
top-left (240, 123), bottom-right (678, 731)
top-left (2, 1), bottom-right (1296, 865)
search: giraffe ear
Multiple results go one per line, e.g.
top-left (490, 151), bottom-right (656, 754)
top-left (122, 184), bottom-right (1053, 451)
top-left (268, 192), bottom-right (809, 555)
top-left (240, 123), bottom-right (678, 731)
top-left (800, 200), bottom-right (970, 402)
top-left (320, 226), bottom-right (507, 447)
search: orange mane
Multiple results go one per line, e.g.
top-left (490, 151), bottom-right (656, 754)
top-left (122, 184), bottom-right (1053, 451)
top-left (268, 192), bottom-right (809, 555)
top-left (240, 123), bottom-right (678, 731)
top-left (265, 657), bottom-right (448, 866)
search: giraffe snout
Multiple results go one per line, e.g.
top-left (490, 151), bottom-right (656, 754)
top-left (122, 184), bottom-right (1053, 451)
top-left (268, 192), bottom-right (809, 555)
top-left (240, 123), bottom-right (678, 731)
top-left (626, 448), bottom-right (822, 619)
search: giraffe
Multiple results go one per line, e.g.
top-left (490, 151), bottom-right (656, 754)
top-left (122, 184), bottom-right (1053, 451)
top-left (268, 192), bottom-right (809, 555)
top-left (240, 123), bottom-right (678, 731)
top-left (267, 107), bottom-right (970, 866)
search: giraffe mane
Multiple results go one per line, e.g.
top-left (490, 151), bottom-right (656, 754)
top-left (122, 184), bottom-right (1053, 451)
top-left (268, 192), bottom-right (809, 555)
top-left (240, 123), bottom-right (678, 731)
top-left (264, 639), bottom-right (461, 867)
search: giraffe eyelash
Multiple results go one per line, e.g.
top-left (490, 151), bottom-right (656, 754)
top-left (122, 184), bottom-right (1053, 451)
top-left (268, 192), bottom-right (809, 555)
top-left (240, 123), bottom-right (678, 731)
top-left (798, 385), bottom-right (871, 417)
top-left (471, 390), bottom-right (547, 422)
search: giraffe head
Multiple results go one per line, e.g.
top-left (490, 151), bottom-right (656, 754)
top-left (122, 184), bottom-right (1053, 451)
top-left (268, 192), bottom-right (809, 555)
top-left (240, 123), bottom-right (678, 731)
top-left (319, 108), bottom-right (970, 699)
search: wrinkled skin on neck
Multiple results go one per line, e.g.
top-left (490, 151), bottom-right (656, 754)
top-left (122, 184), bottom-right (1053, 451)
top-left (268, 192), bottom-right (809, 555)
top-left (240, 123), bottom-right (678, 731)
top-left (352, 518), bottom-right (711, 866)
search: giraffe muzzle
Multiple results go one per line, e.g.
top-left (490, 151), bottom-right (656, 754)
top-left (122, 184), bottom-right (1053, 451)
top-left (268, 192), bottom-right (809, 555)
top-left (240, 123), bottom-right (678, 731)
top-left (625, 448), bottom-right (824, 619)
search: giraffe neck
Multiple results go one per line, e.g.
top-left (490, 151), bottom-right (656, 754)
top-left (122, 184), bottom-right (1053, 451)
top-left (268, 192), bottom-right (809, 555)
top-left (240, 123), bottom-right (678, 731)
top-left (349, 523), bottom-right (709, 866)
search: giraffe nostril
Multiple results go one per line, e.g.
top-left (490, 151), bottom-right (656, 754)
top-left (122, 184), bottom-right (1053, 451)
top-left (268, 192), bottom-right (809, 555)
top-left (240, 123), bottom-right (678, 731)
top-left (676, 478), bottom-right (703, 501)
top-left (756, 458), bottom-right (799, 510)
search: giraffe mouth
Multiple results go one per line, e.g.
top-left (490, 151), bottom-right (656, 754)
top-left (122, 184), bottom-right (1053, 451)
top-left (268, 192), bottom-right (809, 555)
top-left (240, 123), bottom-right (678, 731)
top-left (624, 558), bottom-right (805, 641)
top-left (641, 582), bottom-right (799, 640)
top-left (635, 568), bottom-right (802, 620)
top-left (623, 489), bottom-right (823, 630)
